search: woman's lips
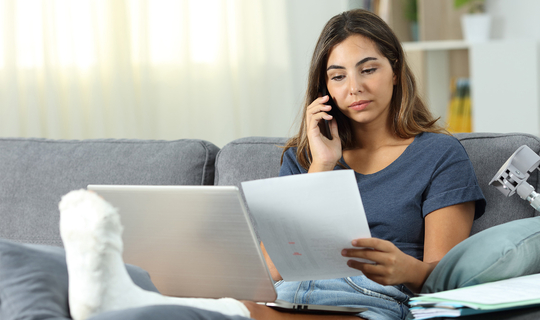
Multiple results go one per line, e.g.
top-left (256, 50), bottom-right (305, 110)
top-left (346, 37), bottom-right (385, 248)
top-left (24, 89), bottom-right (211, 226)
top-left (349, 100), bottom-right (371, 111)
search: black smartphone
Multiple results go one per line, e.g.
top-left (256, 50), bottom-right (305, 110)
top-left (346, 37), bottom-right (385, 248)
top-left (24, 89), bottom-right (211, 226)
top-left (319, 82), bottom-right (337, 140)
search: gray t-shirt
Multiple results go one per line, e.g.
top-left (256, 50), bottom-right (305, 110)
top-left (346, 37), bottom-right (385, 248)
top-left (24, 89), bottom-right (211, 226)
top-left (279, 132), bottom-right (486, 261)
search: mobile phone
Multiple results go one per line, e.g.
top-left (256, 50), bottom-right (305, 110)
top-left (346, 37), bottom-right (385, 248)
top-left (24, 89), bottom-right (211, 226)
top-left (319, 82), bottom-right (337, 140)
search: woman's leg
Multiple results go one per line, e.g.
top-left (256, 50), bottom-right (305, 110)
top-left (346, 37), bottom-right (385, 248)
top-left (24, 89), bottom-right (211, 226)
top-left (273, 278), bottom-right (410, 320)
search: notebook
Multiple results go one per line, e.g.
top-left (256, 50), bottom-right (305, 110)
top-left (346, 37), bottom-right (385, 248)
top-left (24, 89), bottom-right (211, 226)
top-left (87, 184), bottom-right (367, 315)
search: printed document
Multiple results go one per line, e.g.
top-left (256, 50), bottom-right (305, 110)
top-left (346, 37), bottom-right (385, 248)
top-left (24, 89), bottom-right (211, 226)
top-left (241, 170), bottom-right (371, 281)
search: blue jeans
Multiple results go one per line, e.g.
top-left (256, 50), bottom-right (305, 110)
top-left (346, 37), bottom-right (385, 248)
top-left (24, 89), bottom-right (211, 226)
top-left (275, 276), bottom-right (412, 320)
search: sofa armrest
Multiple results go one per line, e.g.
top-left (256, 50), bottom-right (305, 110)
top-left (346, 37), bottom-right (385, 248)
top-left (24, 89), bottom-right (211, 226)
top-left (455, 132), bottom-right (540, 235)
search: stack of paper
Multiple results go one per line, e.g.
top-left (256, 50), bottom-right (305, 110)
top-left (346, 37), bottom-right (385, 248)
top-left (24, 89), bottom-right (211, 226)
top-left (409, 274), bottom-right (540, 319)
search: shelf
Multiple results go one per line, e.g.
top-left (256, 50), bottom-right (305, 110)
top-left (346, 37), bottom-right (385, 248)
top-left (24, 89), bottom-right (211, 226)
top-left (402, 40), bottom-right (469, 52)
top-left (401, 40), bottom-right (471, 123)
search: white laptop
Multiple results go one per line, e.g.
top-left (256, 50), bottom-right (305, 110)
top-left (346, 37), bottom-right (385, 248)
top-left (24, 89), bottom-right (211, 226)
top-left (87, 185), bottom-right (367, 315)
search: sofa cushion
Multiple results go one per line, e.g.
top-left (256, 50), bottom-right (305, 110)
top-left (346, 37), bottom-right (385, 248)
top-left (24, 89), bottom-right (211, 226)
top-left (455, 132), bottom-right (540, 235)
top-left (214, 137), bottom-right (287, 240)
top-left (0, 138), bottom-right (219, 246)
top-left (421, 216), bottom-right (540, 293)
top-left (0, 238), bottom-right (158, 320)
top-left (214, 137), bottom-right (288, 187)
top-left (89, 305), bottom-right (250, 320)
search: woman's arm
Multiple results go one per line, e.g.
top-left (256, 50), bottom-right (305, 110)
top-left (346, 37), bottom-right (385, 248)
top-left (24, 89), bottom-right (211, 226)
top-left (270, 98), bottom-right (342, 281)
top-left (423, 201), bottom-right (475, 263)
top-left (341, 201), bottom-right (475, 293)
top-left (261, 242), bottom-right (283, 281)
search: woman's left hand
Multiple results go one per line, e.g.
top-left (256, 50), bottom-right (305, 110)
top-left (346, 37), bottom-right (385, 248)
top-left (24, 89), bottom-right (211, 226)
top-left (341, 238), bottom-right (430, 292)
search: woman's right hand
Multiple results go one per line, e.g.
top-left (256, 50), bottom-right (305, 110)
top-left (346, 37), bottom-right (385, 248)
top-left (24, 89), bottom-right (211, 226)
top-left (306, 95), bottom-right (342, 172)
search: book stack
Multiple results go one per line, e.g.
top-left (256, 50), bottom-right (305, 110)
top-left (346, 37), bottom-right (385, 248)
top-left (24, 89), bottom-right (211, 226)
top-left (446, 78), bottom-right (472, 133)
top-left (409, 274), bottom-right (540, 319)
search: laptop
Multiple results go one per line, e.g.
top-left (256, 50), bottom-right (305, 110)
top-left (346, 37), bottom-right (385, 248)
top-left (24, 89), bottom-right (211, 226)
top-left (87, 185), bottom-right (367, 315)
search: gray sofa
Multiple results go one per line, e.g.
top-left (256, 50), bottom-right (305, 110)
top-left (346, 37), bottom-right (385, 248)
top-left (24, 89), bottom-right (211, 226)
top-left (1, 132), bottom-right (540, 320)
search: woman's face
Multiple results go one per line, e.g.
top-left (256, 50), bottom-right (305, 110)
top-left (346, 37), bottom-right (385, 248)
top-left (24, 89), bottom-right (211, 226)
top-left (325, 34), bottom-right (396, 128)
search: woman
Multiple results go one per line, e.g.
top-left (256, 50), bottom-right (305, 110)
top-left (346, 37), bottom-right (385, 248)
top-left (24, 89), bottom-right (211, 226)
top-left (244, 8), bottom-right (485, 320)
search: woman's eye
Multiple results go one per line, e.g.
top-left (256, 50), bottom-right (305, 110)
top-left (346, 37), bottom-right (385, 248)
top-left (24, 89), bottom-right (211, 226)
top-left (362, 68), bottom-right (377, 74)
top-left (331, 75), bottom-right (345, 81)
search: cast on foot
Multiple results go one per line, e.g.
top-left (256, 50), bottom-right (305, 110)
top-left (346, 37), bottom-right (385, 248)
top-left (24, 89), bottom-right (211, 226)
top-left (59, 189), bottom-right (251, 320)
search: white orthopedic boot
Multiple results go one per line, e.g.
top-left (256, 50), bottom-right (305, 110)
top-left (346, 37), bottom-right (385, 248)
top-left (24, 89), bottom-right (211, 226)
top-left (59, 189), bottom-right (251, 320)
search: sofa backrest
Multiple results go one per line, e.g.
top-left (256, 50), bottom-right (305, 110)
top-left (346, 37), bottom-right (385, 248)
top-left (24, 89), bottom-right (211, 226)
top-left (216, 133), bottom-right (540, 236)
top-left (0, 138), bottom-right (219, 246)
top-left (4, 132), bottom-right (539, 247)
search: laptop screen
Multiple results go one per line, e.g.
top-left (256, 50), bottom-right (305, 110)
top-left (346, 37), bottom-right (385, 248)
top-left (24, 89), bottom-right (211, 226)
top-left (87, 185), bottom-right (277, 302)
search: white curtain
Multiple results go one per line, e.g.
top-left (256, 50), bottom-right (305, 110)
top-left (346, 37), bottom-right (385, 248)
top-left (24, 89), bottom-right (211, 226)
top-left (0, 0), bottom-right (297, 147)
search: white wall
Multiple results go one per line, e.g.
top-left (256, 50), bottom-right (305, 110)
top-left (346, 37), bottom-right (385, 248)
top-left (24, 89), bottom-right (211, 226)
top-left (471, 40), bottom-right (540, 135)
top-left (486, 0), bottom-right (540, 40)
top-left (284, 0), bottom-right (350, 128)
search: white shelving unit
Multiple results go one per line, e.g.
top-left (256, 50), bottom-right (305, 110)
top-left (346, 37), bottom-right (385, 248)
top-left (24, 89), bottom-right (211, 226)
top-left (402, 40), bottom-right (470, 123)
top-left (403, 39), bottom-right (540, 136)
top-left (402, 40), bottom-right (469, 51)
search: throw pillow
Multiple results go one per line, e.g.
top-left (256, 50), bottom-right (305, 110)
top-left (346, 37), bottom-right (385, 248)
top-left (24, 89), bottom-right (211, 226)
top-left (421, 216), bottom-right (540, 293)
top-left (0, 238), bottom-right (158, 320)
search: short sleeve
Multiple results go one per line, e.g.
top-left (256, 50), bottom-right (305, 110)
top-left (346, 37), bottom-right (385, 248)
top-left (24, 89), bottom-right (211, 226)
top-left (279, 147), bottom-right (307, 177)
top-left (422, 139), bottom-right (486, 219)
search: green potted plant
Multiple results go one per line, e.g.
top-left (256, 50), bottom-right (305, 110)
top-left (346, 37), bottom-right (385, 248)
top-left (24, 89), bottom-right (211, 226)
top-left (403, 0), bottom-right (418, 41)
top-left (455, 0), bottom-right (484, 13)
top-left (455, 0), bottom-right (490, 42)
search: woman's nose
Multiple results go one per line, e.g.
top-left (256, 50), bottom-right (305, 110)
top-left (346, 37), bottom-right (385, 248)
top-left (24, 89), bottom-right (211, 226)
top-left (349, 76), bottom-right (362, 94)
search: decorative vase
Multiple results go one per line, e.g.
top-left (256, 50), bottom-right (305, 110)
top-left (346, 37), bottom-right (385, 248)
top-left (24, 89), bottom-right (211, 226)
top-left (410, 21), bottom-right (419, 42)
top-left (461, 13), bottom-right (491, 43)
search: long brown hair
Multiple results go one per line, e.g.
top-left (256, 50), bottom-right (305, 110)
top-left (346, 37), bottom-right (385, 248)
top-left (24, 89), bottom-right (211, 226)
top-left (282, 9), bottom-right (447, 169)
